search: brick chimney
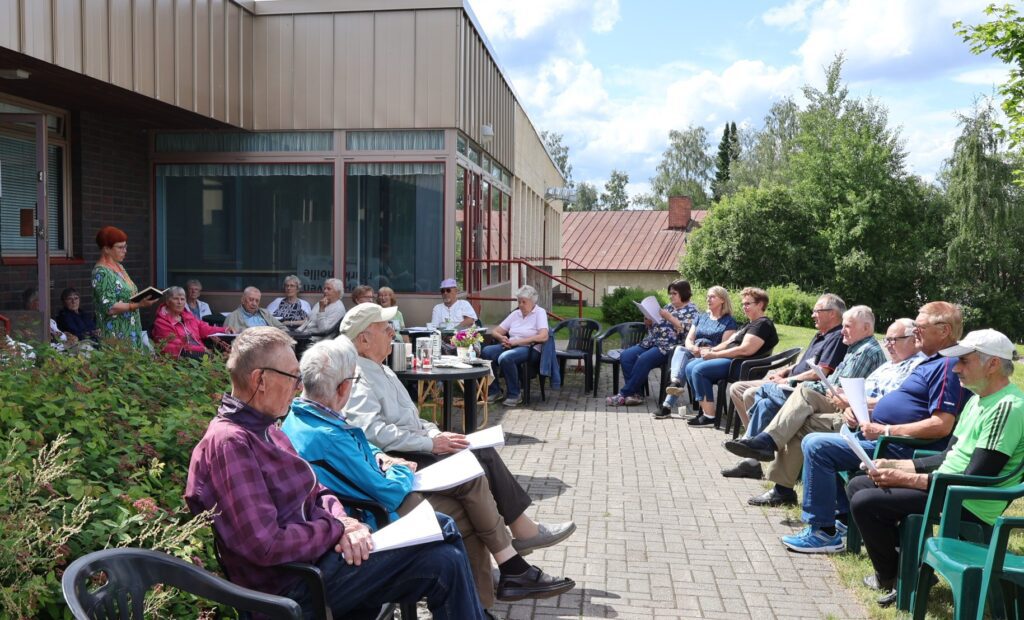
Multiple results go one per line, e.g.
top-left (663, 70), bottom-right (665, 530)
top-left (667, 195), bottom-right (692, 230)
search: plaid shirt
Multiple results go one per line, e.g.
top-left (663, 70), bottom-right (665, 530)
top-left (865, 352), bottom-right (927, 398)
top-left (808, 336), bottom-right (887, 395)
top-left (185, 393), bottom-right (347, 595)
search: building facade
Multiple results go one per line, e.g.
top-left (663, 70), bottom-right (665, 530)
top-left (0, 0), bottom-right (565, 327)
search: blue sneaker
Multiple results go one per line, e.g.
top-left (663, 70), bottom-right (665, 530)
top-left (781, 526), bottom-right (845, 554)
top-left (835, 520), bottom-right (848, 537)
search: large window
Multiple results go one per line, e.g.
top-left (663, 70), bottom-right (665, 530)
top-left (157, 163), bottom-right (333, 291)
top-left (346, 163), bottom-right (443, 293)
top-left (0, 99), bottom-right (69, 257)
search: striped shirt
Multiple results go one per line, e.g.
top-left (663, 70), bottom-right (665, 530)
top-left (808, 336), bottom-right (887, 395)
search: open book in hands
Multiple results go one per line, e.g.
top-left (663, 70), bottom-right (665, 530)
top-left (129, 286), bottom-right (167, 304)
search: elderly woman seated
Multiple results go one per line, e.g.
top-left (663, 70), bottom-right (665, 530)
top-left (606, 280), bottom-right (700, 406)
top-left (482, 285), bottom-right (548, 407)
top-left (55, 287), bottom-right (100, 341)
top-left (152, 286), bottom-right (231, 359)
top-left (266, 274), bottom-right (311, 326)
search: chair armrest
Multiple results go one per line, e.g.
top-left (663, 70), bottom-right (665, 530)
top-left (913, 449), bottom-right (942, 458)
top-left (872, 435), bottom-right (936, 458)
top-left (280, 562), bottom-right (332, 620)
top-left (937, 482), bottom-right (1024, 539)
top-left (987, 516), bottom-right (1024, 576)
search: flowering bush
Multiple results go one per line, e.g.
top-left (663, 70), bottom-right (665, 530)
top-left (450, 327), bottom-right (484, 348)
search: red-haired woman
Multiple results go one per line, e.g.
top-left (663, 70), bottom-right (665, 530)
top-left (91, 226), bottom-right (157, 347)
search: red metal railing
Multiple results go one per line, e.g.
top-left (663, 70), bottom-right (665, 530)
top-left (517, 255), bottom-right (596, 303)
top-left (464, 258), bottom-right (584, 320)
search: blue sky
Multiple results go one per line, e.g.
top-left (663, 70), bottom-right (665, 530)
top-left (467, 0), bottom-right (1010, 198)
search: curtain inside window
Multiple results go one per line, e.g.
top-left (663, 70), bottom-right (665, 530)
top-left (154, 132), bottom-right (333, 153)
top-left (157, 163), bottom-right (332, 177)
top-left (346, 131), bottom-right (444, 151)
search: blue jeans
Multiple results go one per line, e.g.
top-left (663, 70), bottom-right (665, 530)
top-left (482, 344), bottom-right (538, 399)
top-left (662, 347), bottom-right (696, 408)
top-left (745, 383), bottom-right (792, 437)
top-left (287, 512), bottom-right (483, 619)
top-left (685, 357), bottom-right (732, 403)
top-left (618, 344), bottom-right (668, 397)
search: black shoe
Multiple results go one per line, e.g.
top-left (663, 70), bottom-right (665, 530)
top-left (653, 406), bottom-right (672, 419)
top-left (687, 413), bottom-right (718, 427)
top-left (724, 437), bottom-right (775, 462)
top-left (721, 458), bottom-right (764, 479)
top-left (748, 487), bottom-right (798, 507)
top-left (496, 565), bottom-right (576, 601)
top-left (877, 588), bottom-right (897, 607)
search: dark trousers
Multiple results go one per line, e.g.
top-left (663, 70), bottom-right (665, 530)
top-left (389, 447), bottom-right (533, 525)
top-left (847, 474), bottom-right (982, 582)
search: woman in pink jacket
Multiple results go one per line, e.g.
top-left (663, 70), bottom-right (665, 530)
top-left (152, 286), bottom-right (230, 359)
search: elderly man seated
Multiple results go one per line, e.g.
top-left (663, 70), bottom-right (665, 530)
top-left (726, 306), bottom-right (888, 505)
top-left (848, 329), bottom-right (1024, 607)
top-left (282, 338), bottom-right (575, 612)
top-left (184, 327), bottom-right (484, 618)
top-left (299, 277), bottom-right (346, 334)
top-left (431, 278), bottom-right (477, 329)
top-left (729, 293), bottom-right (848, 433)
top-left (777, 301), bottom-right (970, 553)
top-left (223, 287), bottom-right (285, 332)
top-left (341, 303), bottom-right (577, 555)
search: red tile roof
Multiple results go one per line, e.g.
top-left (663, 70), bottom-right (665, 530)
top-left (561, 210), bottom-right (706, 272)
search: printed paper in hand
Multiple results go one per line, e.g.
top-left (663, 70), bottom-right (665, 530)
top-left (465, 425), bottom-right (504, 450)
top-left (838, 377), bottom-right (870, 426)
top-left (370, 499), bottom-right (443, 553)
top-left (412, 449), bottom-right (485, 492)
top-left (632, 296), bottom-right (663, 323)
top-left (810, 363), bottom-right (840, 398)
top-left (841, 425), bottom-right (877, 472)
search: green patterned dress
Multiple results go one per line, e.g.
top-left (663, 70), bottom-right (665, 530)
top-left (91, 264), bottom-right (145, 347)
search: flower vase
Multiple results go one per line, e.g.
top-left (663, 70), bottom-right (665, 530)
top-left (457, 346), bottom-right (472, 360)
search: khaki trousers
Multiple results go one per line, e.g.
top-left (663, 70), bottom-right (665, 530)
top-left (728, 379), bottom-right (768, 423)
top-left (764, 386), bottom-right (844, 488)
top-left (398, 474), bottom-right (512, 608)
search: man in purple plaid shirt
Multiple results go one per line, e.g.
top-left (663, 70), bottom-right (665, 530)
top-left (186, 327), bottom-right (484, 619)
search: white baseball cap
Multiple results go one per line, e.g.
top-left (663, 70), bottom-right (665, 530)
top-left (939, 329), bottom-right (1015, 361)
top-left (339, 303), bottom-right (398, 339)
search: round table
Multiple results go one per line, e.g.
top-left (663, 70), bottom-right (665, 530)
top-left (394, 365), bottom-right (491, 432)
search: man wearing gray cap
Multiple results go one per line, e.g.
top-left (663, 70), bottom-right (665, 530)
top-left (431, 278), bottom-right (477, 329)
top-left (341, 303), bottom-right (576, 557)
top-left (846, 328), bottom-right (1024, 607)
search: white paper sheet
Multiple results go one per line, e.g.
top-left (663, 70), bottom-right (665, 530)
top-left (632, 296), bottom-right (663, 323)
top-left (841, 425), bottom-right (877, 472)
top-left (838, 377), bottom-right (871, 426)
top-left (412, 449), bottom-right (485, 492)
top-left (370, 499), bottom-right (443, 553)
top-left (810, 363), bottom-right (840, 398)
top-left (465, 425), bottom-right (505, 450)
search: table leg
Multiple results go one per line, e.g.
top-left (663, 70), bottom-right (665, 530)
top-left (463, 378), bottom-right (478, 432)
top-left (442, 379), bottom-right (453, 432)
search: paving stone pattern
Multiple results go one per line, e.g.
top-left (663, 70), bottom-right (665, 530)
top-left (479, 368), bottom-right (869, 619)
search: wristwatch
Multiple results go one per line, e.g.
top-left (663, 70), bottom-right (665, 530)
top-left (884, 425), bottom-right (891, 437)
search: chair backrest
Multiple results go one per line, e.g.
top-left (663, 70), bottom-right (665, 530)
top-left (596, 321), bottom-right (645, 354)
top-left (737, 347), bottom-right (802, 380)
top-left (62, 548), bottom-right (303, 620)
top-left (553, 318), bottom-right (601, 353)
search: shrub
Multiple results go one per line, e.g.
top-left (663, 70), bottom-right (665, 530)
top-left (766, 284), bottom-right (818, 329)
top-left (600, 287), bottom-right (669, 326)
top-left (0, 342), bottom-right (227, 618)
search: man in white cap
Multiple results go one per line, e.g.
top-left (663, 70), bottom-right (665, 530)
top-left (341, 303), bottom-right (576, 558)
top-left (847, 328), bottom-right (1024, 607)
top-left (431, 278), bottom-right (477, 329)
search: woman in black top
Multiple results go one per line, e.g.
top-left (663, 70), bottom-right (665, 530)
top-left (684, 287), bottom-right (779, 426)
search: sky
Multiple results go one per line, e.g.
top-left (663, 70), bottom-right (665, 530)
top-left (465, 0), bottom-right (1011, 199)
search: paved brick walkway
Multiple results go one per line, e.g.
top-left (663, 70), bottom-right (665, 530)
top-left (481, 369), bottom-right (868, 619)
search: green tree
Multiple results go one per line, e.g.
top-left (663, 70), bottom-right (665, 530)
top-left (567, 181), bottom-right (599, 211)
top-left (728, 121), bottom-right (741, 161)
top-left (955, 4), bottom-right (1024, 157)
top-left (601, 169), bottom-right (631, 210)
top-left (711, 124), bottom-right (732, 202)
top-left (540, 130), bottom-right (573, 185)
top-left (643, 126), bottom-right (714, 210)
top-left (729, 98), bottom-right (799, 190)
top-left (940, 101), bottom-right (1024, 337)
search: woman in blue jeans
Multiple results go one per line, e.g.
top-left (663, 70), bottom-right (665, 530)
top-left (606, 280), bottom-right (699, 406)
top-left (483, 285), bottom-right (549, 407)
top-left (684, 287), bottom-right (779, 426)
top-left (657, 286), bottom-right (738, 418)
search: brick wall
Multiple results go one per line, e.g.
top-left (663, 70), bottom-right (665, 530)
top-left (1, 112), bottom-right (151, 319)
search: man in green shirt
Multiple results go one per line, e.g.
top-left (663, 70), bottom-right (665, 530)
top-left (847, 328), bottom-right (1024, 607)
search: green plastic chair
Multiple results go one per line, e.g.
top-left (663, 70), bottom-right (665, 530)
top-left (912, 482), bottom-right (1024, 619)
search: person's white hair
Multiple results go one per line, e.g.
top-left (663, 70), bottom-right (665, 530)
top-left (227, 327), bottom-right (296, 389)
top-left (299, 337), bottom-right (358, 401)
top-left (325, 278), bottom-right (344, 292)
top-left (242, 286), bottom-right (261, 296)
top-left (283, 274), bottom-right (302, 288)
top-left (515, 285), bottom-right (538, 302)
top-left (162, 286), bottom-right (185, 303)
top-left (893, 318), bottom-right (915, 336)
top-left (843, 305), bottom-right (875, 331)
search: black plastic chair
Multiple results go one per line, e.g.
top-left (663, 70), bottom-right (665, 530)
top-left (593, 322), bottom-right (646, 397)
top-left (722, 347), bottom-right (802, 437)
top-left (518, 352), bottom-right (546, 405)
top-left (706, 349), bottom-right (775, 431)
top-left (552, 318), bottom-right (600, 393)
top-left (62, 547), bottom-right (304, 619)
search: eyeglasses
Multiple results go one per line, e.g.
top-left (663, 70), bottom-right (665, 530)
top-left (341, 375), bottom-right (363, 386)
top-left (883, 335), bottom-right (914, 344)
top-left (65, 296), bottom-right (80, 301)
top-left (260, 367), bottom-right (303, 389)
top-left (440, 288), bottom-right (455, 293)
top-left (811, 308), bottom-right (834, 315)
top-left (741, 301), bottom-right (754, 307)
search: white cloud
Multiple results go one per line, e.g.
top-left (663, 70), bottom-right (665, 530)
top-left (762, 0), bottom-right (816, 28)
top-left (954, 66), bottom-right (1010, 86)
top-left (468, 0), bottom-right (619, 41)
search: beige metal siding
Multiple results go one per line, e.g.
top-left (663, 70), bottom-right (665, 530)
top-left (83, 0), bottom-right (110, 81)
top-left (133, 0), bottom-right (155, 97)
top-left (154, 0), bottom-right (175, 102)
top-left (53, 0), bottom-right (83, 72)
top-left (23, 0), bottom-right (53, 63)
top-left (333, 12), bottom-right (374, 128)
top-left (456, 13), bottom-right (513, 169)
top-left (414, 10), bottom-right (456, 128)
top-left (0, 0), bottom-right (19, 50)
top-left (109, 0), bottom-right (134, 90)
top-left (194, 0), bottom-right (211, 117)
top-left (372, 12), bottom-right (416, 128)
top-left (294, 14), bottom-right (334, 129)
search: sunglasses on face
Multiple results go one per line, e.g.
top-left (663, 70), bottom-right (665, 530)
top-left (440, 288), bottom-right (455, 293)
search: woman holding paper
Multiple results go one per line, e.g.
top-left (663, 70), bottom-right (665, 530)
top-left (91, 226), bottom-right (158, 347)
top-left (606, 279), bottom-right (699, 406)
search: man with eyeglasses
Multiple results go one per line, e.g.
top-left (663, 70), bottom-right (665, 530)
top-left (282, 337), bottom-right (575, 613)
top-left (431, 278), bottom-right (478, 329)
top-left (186, 327), bottom-right (484, 618)
top-left (775, 301), bottom-right (969, 554)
